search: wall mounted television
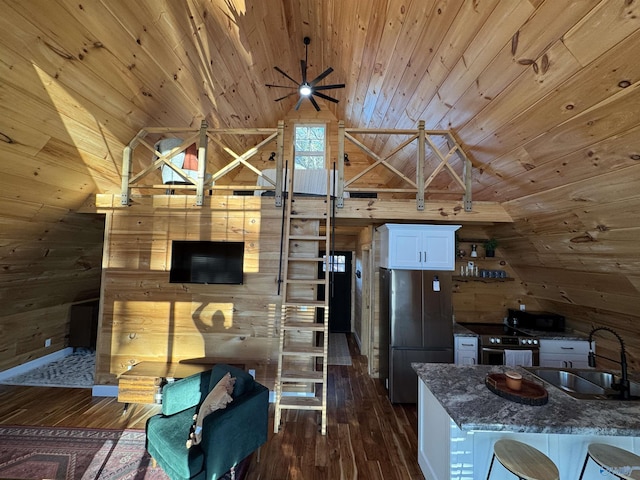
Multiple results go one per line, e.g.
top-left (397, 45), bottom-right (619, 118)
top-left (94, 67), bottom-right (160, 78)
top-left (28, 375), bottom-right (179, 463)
top-left (169, 241), bottom-right (244, 284)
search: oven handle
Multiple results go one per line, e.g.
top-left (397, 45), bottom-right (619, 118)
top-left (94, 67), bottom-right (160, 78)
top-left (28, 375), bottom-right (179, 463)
top-left (481, 347), bottom-right (507, 354)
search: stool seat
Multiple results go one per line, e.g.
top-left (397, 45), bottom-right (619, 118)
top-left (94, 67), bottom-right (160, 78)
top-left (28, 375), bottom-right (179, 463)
top-left (491, 439), bottom-right (559, 480)
top-left (582, 443), bottom-right (640, 480)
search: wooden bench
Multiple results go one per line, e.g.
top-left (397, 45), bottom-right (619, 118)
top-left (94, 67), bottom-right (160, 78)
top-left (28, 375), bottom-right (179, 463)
top-left (118, 362), bottom-right (214, 412)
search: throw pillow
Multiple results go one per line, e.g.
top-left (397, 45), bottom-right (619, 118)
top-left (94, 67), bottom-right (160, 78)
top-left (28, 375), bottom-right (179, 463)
top-left (186, 372), bottom-right (235, 449)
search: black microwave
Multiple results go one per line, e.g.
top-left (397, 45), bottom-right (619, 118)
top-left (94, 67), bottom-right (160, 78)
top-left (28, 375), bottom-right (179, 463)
top-left (507, 309), bottom-right (565, 332)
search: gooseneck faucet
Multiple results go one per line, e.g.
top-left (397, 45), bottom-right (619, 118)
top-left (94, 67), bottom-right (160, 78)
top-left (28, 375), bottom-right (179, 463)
top-left (588, 326), bottom-right (630, 400)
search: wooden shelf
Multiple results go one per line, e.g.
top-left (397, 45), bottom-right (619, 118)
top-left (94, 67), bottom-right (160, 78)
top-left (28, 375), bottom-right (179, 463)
top-left (452, 276), bottom-right (514, 283)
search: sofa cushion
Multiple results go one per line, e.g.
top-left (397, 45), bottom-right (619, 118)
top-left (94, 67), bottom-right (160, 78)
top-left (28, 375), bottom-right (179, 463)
top-left (209, 364), bottom-right (254, 398)
top-left (162, 370), bottom-right (212, 416)
top-left (146, 406), bottom-right (205, 479)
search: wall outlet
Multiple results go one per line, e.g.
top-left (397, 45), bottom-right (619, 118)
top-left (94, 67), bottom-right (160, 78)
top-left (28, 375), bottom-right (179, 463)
top-left (520, 304), bottom-right (526, 311)
top-left (44, 338), bottom-right (52, 348)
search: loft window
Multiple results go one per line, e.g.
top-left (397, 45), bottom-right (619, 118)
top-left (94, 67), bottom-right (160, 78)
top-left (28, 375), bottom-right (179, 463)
top-left (294, 124), bottom-right (326, 169)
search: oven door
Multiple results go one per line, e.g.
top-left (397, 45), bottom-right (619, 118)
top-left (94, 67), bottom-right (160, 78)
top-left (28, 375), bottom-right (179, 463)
top-left (481, 346), bottom-right (539, 366)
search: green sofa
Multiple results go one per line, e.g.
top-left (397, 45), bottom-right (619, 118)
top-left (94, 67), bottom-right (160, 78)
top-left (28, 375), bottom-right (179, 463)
top-left (146, 364), bottom-right (269, 480)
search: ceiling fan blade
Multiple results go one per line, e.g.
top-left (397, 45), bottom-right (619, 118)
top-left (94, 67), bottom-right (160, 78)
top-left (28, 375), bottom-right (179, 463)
top-left (309, 67), bottom-right (334, 86)
top-left (294, 95), bottom-right (305, 111)
top-left (265, 84), bottom-right (297, 89)
top-left (275, 91), bottom-right (299, 102)
top-left (314, 83), bottom-right (346, 91)
top-left (274, 66), bottom-right (300, 86)
top-left (313, 91), bottom-right (339, 103)
top-left (309, 95), bottom-right (321, 111)
top-left (301, 60), bottom-right (307, 84)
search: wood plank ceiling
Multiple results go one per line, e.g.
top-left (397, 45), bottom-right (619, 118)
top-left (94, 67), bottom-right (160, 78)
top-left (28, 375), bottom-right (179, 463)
top-left (1, 0), bottom-right (640, 363)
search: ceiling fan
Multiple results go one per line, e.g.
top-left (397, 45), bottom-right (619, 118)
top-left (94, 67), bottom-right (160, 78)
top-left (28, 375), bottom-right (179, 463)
top-left (265, 37), bottom-right (345, 111)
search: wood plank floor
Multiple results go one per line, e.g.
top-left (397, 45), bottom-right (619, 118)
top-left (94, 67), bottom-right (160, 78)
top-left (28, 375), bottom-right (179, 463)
top-left (0, 334), bottom-right (423, 479)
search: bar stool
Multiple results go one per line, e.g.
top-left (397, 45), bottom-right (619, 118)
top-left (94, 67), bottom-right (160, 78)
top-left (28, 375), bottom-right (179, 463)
top-left (487, 439), bottom-right (559, 480)
top-left (579, 443), bottom-right (640, 479)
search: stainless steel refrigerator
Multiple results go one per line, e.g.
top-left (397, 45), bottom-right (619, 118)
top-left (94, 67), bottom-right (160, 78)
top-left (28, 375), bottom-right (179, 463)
top-left (379, 268), bottom-right (454, 403)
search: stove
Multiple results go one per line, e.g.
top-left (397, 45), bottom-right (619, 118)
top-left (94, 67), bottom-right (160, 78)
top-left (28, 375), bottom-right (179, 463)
top-left (459, 322), bottom-right (540, 365)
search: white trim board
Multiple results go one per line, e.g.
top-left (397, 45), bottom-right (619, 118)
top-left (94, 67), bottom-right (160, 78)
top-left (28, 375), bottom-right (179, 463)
top-left (0, 347), bottom-right (73, 382)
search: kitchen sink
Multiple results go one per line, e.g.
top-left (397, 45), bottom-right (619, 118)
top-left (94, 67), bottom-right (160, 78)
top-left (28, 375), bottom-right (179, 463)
top-left (524, 367), bottom-right (640, 400)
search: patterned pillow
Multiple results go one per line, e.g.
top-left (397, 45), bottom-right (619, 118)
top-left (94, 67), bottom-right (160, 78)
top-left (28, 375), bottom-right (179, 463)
top-left (186, 372), bottom-right (235, 448)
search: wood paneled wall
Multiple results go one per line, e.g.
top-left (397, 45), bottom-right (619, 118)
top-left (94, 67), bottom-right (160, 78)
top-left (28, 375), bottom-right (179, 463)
top-left (96, 197), bottom-right (284, 385)
top-left (452, 225), bottom-right (542, 324)
top-left (0, 211), bottom-right (104, 371)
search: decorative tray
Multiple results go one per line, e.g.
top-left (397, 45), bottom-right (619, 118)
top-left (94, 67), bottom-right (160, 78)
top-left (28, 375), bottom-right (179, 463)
top-left (485, 373), bottom-right (548, 406)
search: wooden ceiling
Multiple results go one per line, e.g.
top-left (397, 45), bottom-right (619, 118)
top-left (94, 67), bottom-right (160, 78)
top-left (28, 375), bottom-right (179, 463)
top-left (2, 0), bottom-right (640, 352)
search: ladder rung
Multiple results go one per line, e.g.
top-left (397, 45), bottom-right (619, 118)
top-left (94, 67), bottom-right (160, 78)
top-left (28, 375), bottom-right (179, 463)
top-left (285, 279), bottom-right (325, 284)
top-left (283, 321), bottom-right (325, 331)
top-left (281, 370), bottom-right (323, 382)
top-left (289, 235), bottom-right (326, 241)
top-left (279, 396), bottom-right (323, 410)
top-left (281, 345), bottom-right (324, 356)
top-left (284, 300), bottom-right (327, 306)
top-left (290, 213), bottom-right (327, 219)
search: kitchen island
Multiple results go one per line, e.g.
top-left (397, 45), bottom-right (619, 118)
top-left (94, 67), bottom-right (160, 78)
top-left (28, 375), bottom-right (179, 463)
top-left (413, 363), bottom-right (640, 479)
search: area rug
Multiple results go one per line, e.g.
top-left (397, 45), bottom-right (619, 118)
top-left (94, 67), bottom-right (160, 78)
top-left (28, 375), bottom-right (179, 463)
top-left (0, 349), bottom-right (95, 388)
top-left (328, 333), bottom-right (352, 366)
top-left (0, 426), bottom-right (166, 479)
top-left (0, 426), bottom-right (253, 480)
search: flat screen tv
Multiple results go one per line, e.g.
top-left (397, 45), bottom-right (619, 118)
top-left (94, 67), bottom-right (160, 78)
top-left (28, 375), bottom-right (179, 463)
top-left (169, 241), bottom-right (244, 284)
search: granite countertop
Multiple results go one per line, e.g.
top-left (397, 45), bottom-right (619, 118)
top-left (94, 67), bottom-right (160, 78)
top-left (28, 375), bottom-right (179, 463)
top-left (516, 328), bottom-right (589, 341)
top-left (452, 322), bottom-right (589, 341)
top-left (453, 324), bottom-right (478, 337)
top-left (412, 363), bottom-right (640, 436)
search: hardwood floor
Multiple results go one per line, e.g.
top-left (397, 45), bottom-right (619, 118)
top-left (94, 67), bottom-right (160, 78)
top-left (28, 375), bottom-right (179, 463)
top-left (0, 335), bottom-right (423, 479)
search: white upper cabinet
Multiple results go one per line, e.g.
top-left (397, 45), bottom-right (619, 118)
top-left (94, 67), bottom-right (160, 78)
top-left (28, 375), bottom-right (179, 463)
top-left (379, 224), bottom-right (461, 270)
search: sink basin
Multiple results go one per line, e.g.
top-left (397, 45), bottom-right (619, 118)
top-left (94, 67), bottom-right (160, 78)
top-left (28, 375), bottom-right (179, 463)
top-left (524, 367), bottom-right (640, 400)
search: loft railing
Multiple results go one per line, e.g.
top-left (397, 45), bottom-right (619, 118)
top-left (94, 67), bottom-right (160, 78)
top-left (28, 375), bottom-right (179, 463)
top-left (336, 120), bottom-right (473, 211)
top-left (120, 119), bottom-right (474, 210)
top-left (121, 120), bottom-right (285, 206)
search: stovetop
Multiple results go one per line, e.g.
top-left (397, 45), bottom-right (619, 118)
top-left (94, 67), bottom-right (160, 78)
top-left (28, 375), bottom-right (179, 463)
top-left (459, 322), bottom-right (540, 348)
top-left (459, 323), bottom-right (529, 337)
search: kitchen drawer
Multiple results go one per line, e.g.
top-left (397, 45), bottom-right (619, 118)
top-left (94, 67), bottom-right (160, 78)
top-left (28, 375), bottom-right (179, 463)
top-left (454, 336), bottom-right (478, 365)
top-left (539, 339), bottom-right (590, 355)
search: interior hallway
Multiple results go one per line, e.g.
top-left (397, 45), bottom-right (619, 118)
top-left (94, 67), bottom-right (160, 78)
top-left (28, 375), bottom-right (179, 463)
top-left (0, 335), bottom-right (422, 480)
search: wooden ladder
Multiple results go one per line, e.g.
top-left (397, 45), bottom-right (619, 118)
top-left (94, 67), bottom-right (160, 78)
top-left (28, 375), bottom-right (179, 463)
top-left (274, 166), bottom-right (331, 435)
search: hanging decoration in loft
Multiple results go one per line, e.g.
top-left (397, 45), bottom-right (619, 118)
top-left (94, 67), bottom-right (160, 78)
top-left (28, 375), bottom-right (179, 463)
top-left (265, 37), bottom-right (345, 111)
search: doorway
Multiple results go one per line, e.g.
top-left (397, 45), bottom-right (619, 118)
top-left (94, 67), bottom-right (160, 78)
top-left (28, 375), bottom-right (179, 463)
top-left (318, 251), bottom-right (353, 333)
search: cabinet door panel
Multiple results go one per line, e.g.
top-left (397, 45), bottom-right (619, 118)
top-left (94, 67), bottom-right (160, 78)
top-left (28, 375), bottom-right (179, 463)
top-left (391, 231), bottom-right (422, 268)
top-left (423, 232), bottom-right (456, 270)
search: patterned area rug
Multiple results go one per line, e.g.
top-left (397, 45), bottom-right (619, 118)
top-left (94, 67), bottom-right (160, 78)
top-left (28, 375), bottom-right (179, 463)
top-left (0, 426), bottom-right (167, 479)
top-left (0, 349), bottom-right (95, 388)
top-left (0, 426), bottom-right (253, 480)
top-left (328, 333), bottom-right (352, 366)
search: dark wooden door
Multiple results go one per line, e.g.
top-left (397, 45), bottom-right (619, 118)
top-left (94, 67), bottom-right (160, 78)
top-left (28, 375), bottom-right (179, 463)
top-left (318, 251), bottom-right (352, 333)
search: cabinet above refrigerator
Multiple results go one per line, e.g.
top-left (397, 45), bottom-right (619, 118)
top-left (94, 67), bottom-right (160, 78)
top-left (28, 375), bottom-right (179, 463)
top-left (378, 224), bottom-right (461, 270)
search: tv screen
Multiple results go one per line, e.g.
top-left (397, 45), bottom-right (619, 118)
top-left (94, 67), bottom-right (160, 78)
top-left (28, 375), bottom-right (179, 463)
top-left (169, 241), bottom-right (244, 284)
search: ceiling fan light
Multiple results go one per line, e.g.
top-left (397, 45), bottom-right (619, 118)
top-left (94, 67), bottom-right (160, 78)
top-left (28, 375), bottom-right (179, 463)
top-left (299, 84), bottom-right (312, 96)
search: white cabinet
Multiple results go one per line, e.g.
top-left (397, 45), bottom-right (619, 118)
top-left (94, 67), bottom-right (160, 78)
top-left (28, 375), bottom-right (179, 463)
top-left (539, 339), bottom-right (591, 368)
top-left (455, 336), bottom-right (478, 365)
top-left (379, 224), bottom-right (461, 270)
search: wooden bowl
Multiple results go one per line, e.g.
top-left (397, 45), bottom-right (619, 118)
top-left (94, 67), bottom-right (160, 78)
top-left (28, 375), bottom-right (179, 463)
top-left (505, 371), bottom-right (523, 391)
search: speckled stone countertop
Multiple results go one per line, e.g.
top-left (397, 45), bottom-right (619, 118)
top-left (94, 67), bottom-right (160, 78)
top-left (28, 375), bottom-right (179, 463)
top-left (453, 324), bottom-right (477, 337)
top-left (517, 328), bottom-right (589, 341)
top-left (452, 322), bottom-right (588, 341)
top-left (412, 363), bottom-right (640, 437)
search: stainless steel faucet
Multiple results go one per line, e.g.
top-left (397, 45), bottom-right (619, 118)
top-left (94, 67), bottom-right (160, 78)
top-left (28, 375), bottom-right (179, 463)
top-left (588, 326), bottom-right (630, 400)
